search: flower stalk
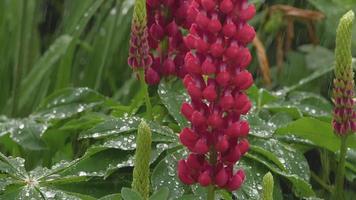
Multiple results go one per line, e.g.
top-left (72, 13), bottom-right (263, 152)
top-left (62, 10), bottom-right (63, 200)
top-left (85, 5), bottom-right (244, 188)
top-left (139, 68), bottom-right (153, 120)
top-left (334, 135), bottom-right (348, 200)
top-left (178, 0), bottom-right (256, 194)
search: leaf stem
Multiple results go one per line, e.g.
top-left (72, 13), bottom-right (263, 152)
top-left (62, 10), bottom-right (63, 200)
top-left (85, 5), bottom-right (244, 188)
top-left (138, 69), bottom-right (152, 120)
top-left (310, 171), bottom-right (332, 193)
top-left (333, 135), bottom-right (348, 200)
top-left (207, 185), bottom-right (215, 200)
top-left (320, 149), bottom-right (330, 185)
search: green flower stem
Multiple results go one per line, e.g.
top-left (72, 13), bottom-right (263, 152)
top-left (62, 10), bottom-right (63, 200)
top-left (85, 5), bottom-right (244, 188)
top-left (334, 135), bottom-right (348, 200)
top-left (207, 185), bottom-right (215, 200)
top-left (207, 148), bottom-right (217, 200)
top-left (310, 171), bottom-right (332, 193)
top-left (320, 149), bottom-right (330, 185)
top-left (138, 69), bottom-right (153, 120)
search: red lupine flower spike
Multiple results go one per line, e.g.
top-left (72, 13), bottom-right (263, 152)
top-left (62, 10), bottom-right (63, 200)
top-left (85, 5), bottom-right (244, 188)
top-left (178, 0), bottom-right (255, 193)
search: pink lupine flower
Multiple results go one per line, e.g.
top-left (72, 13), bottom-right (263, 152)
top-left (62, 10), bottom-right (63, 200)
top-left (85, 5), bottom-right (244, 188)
top-left (146, 0), bottom-right (191, 84)
top-left (178, 0), bottom-right (255, 192)
top-left (128, 0), bottom-right (152, 71)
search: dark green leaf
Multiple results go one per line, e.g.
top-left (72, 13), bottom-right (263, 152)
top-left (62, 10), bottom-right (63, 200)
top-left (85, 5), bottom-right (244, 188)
top-left (158, 79), bottom-right (189, 128)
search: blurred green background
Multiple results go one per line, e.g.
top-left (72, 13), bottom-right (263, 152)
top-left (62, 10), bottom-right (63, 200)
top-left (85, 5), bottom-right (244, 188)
top-left (1, 0), bottom-right (356, 117)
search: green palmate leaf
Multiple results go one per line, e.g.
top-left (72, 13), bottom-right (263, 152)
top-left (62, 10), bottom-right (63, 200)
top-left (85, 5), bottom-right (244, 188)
top-left (151, 148), bottom-right (188, 199)
top-left (276, 117), bottom-right (356, 152)
top-left (79, 116), bottom-right (176, 141)
top-left (121, 187), bottom-right (143, 200)
top-left (245, 113), bottom-right (278, 138)
top-left (158, 79), bottom-right (190, 128)
top-left (287, 92), bottom-right (332, 117)
top-left (246, 85), bottom-right (278, 108)
top-left (151, 147), bottom-right (283, 200)
top-left (0, 118), bottom-right (47, 151)
top-left (264, 103), bottom-right (303, 119)
top-left (60, 132), bottom-right (173, 179)
top-left (18, 35), bottom-right (73, 113)
top-left (149, 187), bottom-right (169, 200)
top-left (35, 87), bottom-right (107, 121)
top-left (0, 87), bottom-right (110, 153)
top-left (0, 153), bottom-right (105, 199)
top-left (233, 159), bottom-right (283, 200)
top-left (79, 117), bottom-right (142, 139)
top-left (0, 152), bottom-right (27, 179)
top-left (98, 193), bottom-right (122, 200)
top-left (248, 138), bottom-right (314, 197)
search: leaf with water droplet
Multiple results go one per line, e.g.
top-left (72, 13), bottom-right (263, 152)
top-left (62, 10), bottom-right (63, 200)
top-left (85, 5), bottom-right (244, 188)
top-left (233, 158), bottom-right (283, 200)
top-left (35, 87), bottom-right (107, 122)
top-left (151, 148), bottom-right (188, 199)
top-left (276, 117), bottom-right (356, 152)
top-left (0, 118), bottom-right (47, 151)
top-left (158, 78), bottom-right (190, 128)
top-left (0, 152), bottom-right (28, 179)
top-left (248, 138), bottom-right (314, 197)
top-left (79, 116), bottom-right (176, 141)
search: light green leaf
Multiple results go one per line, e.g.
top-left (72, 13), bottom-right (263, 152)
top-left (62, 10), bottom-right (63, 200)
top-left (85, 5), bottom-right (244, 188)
top-left (276, 117), bottom-right (356, 152)
top-left (149, 187), bottom-right (170, 200)
top-left (121, 187), bottom-right (143, 200)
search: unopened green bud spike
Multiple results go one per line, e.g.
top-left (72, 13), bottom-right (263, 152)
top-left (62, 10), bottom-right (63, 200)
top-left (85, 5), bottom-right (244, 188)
top-left (333, 10), bottom-right (356, 136)
top-left (262, 172), bottom-right (274, 200)
top-left (132, 120), bottom-right (152, 200)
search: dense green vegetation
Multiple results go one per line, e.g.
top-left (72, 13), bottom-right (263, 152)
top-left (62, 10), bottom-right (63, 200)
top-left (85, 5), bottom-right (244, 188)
top-left (0, 0), bottom-right (356, 199)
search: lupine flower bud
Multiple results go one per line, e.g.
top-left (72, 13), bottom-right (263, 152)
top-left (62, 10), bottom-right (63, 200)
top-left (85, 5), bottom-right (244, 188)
top-left (132, 120), bottom-right (152, 199)
top-left (198, 170), bottom-right (213, 186)
top-left (145, 67), bottom-right (160, 85)
top-left (239, 139), bottom-right (250, 155)
top-left (180, 128), bottom-right (199, 148)
top-left (187, 153), bottom-right (205, 169)
top-left (128, 0), bottom-right (152, 71)
top-left (145, 0), bottom-right (190, 84)
top-left (178, 160), bottom-right (195, 185)
top-left (181, 103), bottom-right (195, 120)
top-left (194, 138), bottom-right (209, 154)
top-left (178, 0), bottom-right (255, 192)
top-left (220, 0), bottom-right (233, 14)
top-left (215, 135), bottom-right (229, 153)
top-left (215, 167), bottom-right (229, 187)
top-left (226, 172), bottom-right (243, 191)
top-left (333, 10), bottom-right (356, 135)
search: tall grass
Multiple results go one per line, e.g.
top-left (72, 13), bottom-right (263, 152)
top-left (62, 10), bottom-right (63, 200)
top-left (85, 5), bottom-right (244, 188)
top-left (0, 0), bottom-right (135, 117)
